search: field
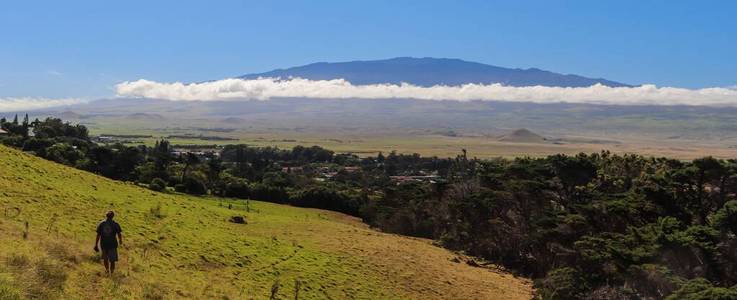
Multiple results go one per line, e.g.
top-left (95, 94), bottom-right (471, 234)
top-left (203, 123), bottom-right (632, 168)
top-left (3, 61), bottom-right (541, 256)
top-left (19, 97), bottom-right (737, 160)
top-left (86, 119), bottom-right (737, 160)
top-left (0, 145), bottom-right (532, 299)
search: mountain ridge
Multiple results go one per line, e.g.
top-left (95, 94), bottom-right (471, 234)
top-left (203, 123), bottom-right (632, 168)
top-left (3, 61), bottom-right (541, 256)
top-left (238, 57), bottom-right (632, 88)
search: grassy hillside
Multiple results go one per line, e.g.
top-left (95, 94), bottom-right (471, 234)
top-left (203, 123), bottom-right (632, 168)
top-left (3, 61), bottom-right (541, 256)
top-left (0, 145), bottom-right (531, 299)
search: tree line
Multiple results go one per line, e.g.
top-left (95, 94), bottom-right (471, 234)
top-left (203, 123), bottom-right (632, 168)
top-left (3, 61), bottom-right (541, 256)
top-left (2, 116), bottom-right (737, 299)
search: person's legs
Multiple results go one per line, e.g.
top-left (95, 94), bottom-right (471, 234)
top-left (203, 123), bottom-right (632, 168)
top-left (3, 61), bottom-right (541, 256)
top-left (107, 248), bottom-right (118, 275)
top-left (102, 256), bottom-right (110, 273)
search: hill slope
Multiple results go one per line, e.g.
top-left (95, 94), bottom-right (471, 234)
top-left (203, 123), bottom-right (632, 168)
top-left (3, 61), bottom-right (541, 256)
top-left (0, 145), bottom-right (532, 299)
top-left (239, 57), bottom-right (630, 87)
top-left (498, 128), bottom-right (547, 143)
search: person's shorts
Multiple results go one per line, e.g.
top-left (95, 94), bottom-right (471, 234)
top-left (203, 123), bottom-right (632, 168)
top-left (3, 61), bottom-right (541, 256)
top-left (101, 247), bottom-right (118, 262)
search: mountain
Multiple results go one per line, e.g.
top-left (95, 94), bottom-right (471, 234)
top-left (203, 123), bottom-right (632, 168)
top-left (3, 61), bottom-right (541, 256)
top-left (239, 57), bottom-right (631, 87)
top-left (59, 111), bottom-right (82, 119)
top-left (498, 128), bottom-right (547, 143)
top-left (124, 112), bottom-right (165, 120)
top-left (0, 144), bottom-right (532, 299)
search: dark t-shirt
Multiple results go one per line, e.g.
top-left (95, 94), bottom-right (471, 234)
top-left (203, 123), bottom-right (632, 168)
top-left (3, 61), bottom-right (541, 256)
top-left (97, 219), bottom-right (122, 249)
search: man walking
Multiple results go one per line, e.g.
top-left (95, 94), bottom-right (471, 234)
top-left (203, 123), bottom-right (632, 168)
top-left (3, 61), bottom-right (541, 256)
top-left (94, 210), bottom-right (123, 275)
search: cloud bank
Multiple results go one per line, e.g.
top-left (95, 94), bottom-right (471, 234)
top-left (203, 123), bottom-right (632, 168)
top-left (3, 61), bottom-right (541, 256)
top-left (115, 78), bottom-right (737, 107)
top-left (0, 97), bottom-right (83, 112)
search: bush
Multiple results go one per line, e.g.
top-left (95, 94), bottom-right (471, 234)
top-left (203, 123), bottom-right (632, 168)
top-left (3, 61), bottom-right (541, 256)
top-left (290, 185), bottom-right (361, 215)
top-left (5, 254), bottom-right (29, 268)
top-left (0, 274), bottom-right (21, 300)
top-left (35, 258), bottom-right (67, 291)
top-left (44, 143), bottom-right (84, 166)
top-left (182, 176), bottom-right (207, 195)
top-left (535, 267), bottom-right (589, 300)
top-left (0, 136), bottom-right (24, 147)
top-left (222, 177), bottom-right (250, 199)
top-left (622, 264), bottom-right (680, 299)
top-left (712, 200), bottom-right (737, 235)
top-left (149, 178), bottom-right (167, 192)
top-left (174, 184), bottom-right (186, 193)
top-left (147, 203), bottom-right (165, 219)
top-left (666, 278), bottom-right (737, 300)
top-left (249, 183), bottom-right (289, 203)
top-left (22, 137), bottom-right (55, 155)
top-left (142, 282), bottom-right (166, 300)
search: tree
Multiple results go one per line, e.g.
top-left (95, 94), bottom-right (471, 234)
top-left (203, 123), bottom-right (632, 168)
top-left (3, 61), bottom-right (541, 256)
top-left (712, 200), bottom-right (737, 235)
top-left (151, 140), bottom-right (173, 180)
top-left (180, 152), bottom-right (200, 181)
top-left (221, 175), bottom-right (250, 199)
top-left (44, 143), bottom-right (84, 166)
top-left (32, 118), bottom-right (88, 140)
top-left (181, 176), bottom-right (207, 195)
top-left (205, 153), bottom-right (223, 188)
top-left (666, 278), bottom-right (737, 300)
top-left (549, 153), bottom-right (597, 207)
top-left (535, 267), bottom-right (589, 300)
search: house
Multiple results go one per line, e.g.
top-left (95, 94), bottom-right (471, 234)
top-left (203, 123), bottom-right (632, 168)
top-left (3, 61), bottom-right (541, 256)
top-left (389, 175), bottom-right (441, 184)
top-left (343, 166), bottom-right (361, 173)
top-left (0, 128), bottom-right (7, 135)
top-left (281, 166), bottom-right (304, 174)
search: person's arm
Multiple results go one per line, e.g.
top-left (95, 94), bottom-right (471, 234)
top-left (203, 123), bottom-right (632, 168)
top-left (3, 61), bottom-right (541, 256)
top-left (94, 233), bottom-right (100, 251)
top-left (117, 223), bottom-right (123, 247)
top-left (94, 222), bottom-right (102, 251)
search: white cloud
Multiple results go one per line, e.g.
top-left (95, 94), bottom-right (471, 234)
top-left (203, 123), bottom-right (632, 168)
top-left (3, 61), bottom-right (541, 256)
top-left (0, 97), bottom-right (83, 112)
top-left (115, 78), bottom-right (737, 107)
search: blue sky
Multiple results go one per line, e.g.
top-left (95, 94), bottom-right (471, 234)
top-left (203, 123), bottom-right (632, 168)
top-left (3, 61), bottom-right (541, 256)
top-left (1, 0), bottom-right (736, 99)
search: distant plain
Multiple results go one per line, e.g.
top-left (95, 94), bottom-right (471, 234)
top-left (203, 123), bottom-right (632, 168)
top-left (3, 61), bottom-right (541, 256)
top-left (27, 97), bottom-right (737, 160)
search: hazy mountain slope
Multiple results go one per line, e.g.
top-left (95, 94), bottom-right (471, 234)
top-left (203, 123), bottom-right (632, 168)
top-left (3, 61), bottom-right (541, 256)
top-left (0, 145), bottom-right (532, 299)
top-left (239, 57), bottom-right (631, 87)
top-left (498, 129), bottom-right (547, 143)
top-left (44, 97), bottom-right (737, 140)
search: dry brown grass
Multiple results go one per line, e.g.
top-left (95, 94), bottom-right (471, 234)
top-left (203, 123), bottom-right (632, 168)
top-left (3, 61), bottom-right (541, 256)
top-left (176, 131), bottom-right (737, 160)
top-left (289, 210), bottom-right (533, 300)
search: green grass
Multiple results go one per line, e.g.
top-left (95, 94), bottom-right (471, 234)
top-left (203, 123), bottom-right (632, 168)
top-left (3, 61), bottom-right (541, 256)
top-left (0, 145), bottom-right (532, 299)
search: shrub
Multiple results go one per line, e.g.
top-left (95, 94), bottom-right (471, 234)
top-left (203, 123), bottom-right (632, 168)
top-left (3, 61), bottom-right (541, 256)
top-left (534, 267), bottom-right (588, 300)
top-left (147, 203), bottom-right (165, 219)
top-left (712, 200), bottom-right (737, 235)
top-left (249, 183), bottom-right (289, 203)
top-left (291, 186), bottom-right (364, 216)
top-left (625, 264), bottom-right (680, 299)
top-left (142, 282), bottom-right (166, 300)
top-left (5, 254), bottom-right (29, 268)
top-left (35, 258), bottom-right (67, 291)
top-left (0, 136), bottom-right (24, 147)
top-left (666, 278), bottom-right (737, 300)
top-left (44, 143), bottom-right (84, 166)
top-left (182, 176), bottom-right (207, 195)
top-left (0, 274), bottom-right (21, 300)
top-left (223, 177), bottom-right (250, 199)
top-left (46, 241), bottom-right (80, 264)
top-left (22, 137), bottom-right (55, 155)
top-left (149, 178), bottom-right (167, 192)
